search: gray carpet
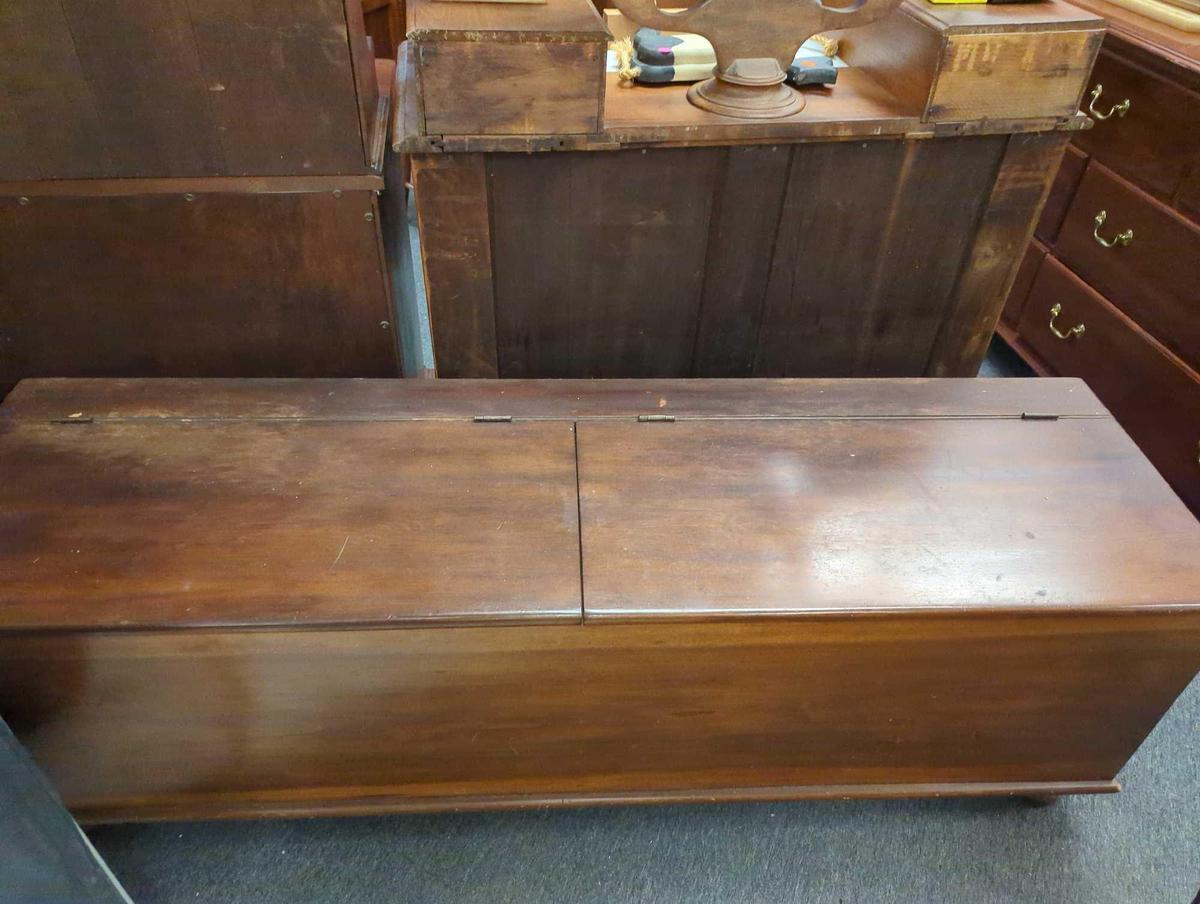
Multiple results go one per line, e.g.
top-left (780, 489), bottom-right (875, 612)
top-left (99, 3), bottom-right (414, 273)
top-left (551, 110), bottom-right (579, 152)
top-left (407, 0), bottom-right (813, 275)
top-left (85, 342), bottom-right (1199, 904)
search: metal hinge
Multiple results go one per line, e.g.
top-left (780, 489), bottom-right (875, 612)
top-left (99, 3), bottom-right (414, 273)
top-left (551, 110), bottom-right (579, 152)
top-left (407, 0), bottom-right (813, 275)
top-left (637, 414), bottom-right (675, 423)
top-left (1020, 412), bottom-right (1060, 421)
top-left (473, 415), bottom-right (513, 423)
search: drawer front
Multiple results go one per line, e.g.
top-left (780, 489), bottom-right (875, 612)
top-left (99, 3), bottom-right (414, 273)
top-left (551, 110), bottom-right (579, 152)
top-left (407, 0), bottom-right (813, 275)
top-left (1000, 241), bottom-right (1046, 328)
top-left (1055, 162), bottom-right (1200, 373)
top-left (1035, 144), bottom-right (1087, 245)
top-left (1017, 257), bottom-right (1200, 513)
top-left (1072, 49), bottom-right (1200, 203)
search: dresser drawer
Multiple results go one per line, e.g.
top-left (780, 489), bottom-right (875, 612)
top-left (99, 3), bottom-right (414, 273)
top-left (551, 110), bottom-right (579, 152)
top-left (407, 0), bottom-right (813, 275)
top-left (1017, 256), bottom-right (1200, 513)
top-left (1072, 49), bottom-right (1200, 203)
top-left (1056, 162), bottom-right (1200, 373)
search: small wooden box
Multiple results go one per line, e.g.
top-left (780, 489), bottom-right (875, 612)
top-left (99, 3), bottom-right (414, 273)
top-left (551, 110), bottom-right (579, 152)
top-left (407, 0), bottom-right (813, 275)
top-left (837, 0), bottom-right (1105, 123)
top-left (406, 0), bottom-right (609, 136)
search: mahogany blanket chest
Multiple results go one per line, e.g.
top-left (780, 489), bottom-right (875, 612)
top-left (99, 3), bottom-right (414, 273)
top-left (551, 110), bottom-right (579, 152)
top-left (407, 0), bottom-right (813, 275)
top-left (1, 377), bottom-right (1199, 822)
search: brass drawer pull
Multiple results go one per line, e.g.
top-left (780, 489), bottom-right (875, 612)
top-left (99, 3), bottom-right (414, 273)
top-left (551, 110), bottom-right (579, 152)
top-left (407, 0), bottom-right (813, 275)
top-left (1087, 84), bottom-right (1131, 120)
top-left (1093, 210), bottom-right (1133, 248)
top-left (1049, 303), bottom-right (1085, 340)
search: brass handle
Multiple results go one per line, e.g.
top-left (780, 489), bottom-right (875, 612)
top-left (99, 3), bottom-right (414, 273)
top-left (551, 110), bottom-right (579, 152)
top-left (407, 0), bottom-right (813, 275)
top-left (1049, 303), bottom-right (1085, 340)
top-left (1087, 84), bottom-right (1131, 120)
top-left (1093, 210), bottom-right (1133, 248)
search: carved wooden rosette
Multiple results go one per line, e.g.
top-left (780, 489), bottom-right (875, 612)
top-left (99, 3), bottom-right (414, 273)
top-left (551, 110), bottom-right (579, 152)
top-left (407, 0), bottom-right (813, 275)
top-left (611, 0), bottom-right (903, 118)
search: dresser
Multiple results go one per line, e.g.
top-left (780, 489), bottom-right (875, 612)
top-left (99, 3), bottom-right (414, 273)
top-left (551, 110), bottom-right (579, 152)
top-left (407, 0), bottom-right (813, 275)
top-left (393, 0), bottom-right (1106, 380)
top-left (998, 0), bottom-right (1200, 515)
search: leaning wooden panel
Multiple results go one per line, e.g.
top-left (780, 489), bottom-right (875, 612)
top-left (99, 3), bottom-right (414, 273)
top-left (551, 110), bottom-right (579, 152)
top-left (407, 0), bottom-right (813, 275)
top-left (0, 613), bottom-right (1196, 822)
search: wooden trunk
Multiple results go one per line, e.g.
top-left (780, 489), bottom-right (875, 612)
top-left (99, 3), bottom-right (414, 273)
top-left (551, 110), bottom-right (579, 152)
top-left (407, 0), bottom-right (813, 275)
top-left (393, 0), bottom-right (1105, 379)
top-left (2, 377), bottom-right (1199, 823)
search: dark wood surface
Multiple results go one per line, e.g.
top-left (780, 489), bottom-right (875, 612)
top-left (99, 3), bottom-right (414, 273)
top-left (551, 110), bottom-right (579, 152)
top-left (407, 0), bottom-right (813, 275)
top-left (1055, 162), bottom-right (1200, 373)
top-left (7, 612), bottom-right (1194, 822)
top-left (1000, 239), bottom-right (1048, 328)
top-left (0, 191), bottom-right (399, 395)
top-left (0, 0), bottom-right (374, 180)
top-left (1014, 257), bottom-right (1200, 513)
top-left (578, 416), bottom-right (1200, 620)
top-left (0, 418), bottom-right (580, 631)
top-left (1, 377), bottom-right (1110, 420)
top-left (1002, 15), bottom-right (1200, 517)
top-left (1072, 46), bottom-right (1200, 206)
top-left (2, 378), bottom-right (1199, 821)
top-left (411, 133), bottom-right (1063, 379)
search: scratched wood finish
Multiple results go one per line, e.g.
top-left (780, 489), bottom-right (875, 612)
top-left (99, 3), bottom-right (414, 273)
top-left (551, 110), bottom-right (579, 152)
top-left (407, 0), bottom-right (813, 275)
top-left (757, 136), bottom-right (1005, 377)
top-left (0, 377), bottom-right (1109, 421)
top-left (0, 192), bottom-right (399, 394)
top-left (0, 418), bottom-right (580, 631)
top-left (0, 0), bottom-right (373, 179)
top-left (2, 378), bottom-right (1199, 821)
top-left (418, 135), bottom-right (1060, 378)
top-left (1, 613), bottom-right (1198, 821)
top-left (489, 148), bottom-right (722, 378)
top-left (577, 417), bottom-right (1200, 619)
top-left (926, 131), bottom-right (1068, 377)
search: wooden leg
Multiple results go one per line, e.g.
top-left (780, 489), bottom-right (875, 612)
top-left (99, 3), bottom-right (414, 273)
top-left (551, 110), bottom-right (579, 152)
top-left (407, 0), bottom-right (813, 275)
top-left (1023, 794), bottom-right (1060, 807)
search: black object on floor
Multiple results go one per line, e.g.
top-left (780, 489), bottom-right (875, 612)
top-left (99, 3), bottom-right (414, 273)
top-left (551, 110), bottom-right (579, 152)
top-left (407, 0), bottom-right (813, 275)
top-left (1, 718), bottom-right (131, 904)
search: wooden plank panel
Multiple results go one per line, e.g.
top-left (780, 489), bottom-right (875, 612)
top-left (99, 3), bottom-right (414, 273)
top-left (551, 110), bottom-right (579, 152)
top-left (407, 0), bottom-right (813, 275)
top-left (927, 30), bottom-right (1102, 122)
top-left (577, 417), bottom-right (1200, 619)
top-left (0, 419), bottom-right (580, 630)
top-left (926, 131), bottom-right (1066, 377)
top-left (691, 145), bottom-right (792, 377)
top-left (59, 0), bottom-right (226, 177)
top-left (2, 613), bottom-right (1197, 819)
top-left (418, 42), bottom-right (603, 136)
top-left (411, 154), bottom-right (498, 377)
top-left (0, 191), bottom-right (398, 393)
top-left (999, 240), bottom-right (1046, 329)
top-left (0, 2), bottom-right (111, 180)
top-left (1, 377), bottom-right (1110, 422)
top-left (186, 0), bottom-right (367, 175)
top-left (489, 148), bottom-right (721, 377)
top-left (755, 136), bottom-right (1004, 377)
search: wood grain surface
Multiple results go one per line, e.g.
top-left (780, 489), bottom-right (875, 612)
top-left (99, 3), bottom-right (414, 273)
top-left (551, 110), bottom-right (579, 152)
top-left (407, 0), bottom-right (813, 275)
top-left (1, 377), bottom-right (1110, 421)
top-left (1, 612), bottom-right (1196, 821)
top-left (0, 191), bottom-right (398, 394)
top-left (0, 419), bottom-right (580, 631)
top-left (0, 0), bottom-right (372, 179)
top-left (577, 417), bottom-right (1200, 620)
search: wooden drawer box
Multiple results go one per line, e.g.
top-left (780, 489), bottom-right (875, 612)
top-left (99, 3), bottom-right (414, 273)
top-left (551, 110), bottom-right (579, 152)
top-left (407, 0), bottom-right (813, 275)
top-left (2, 378), bottom-right (1200, 822)
top-left (1035, 144), bottom-right (1088, 244)
top-left (1072, 47), bottom-right (1200, 202)
top-left (1055, 162), bottom-right (1200, 373)
top-left (1016, 256), bottom-right (1200, 512)
top-left (407, 0), bottom-right (608, 136)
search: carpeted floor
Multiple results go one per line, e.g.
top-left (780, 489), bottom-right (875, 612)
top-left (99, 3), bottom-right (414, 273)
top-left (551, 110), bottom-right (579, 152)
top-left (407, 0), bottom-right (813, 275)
top-left (85, 342), bottom-right (1200, 904)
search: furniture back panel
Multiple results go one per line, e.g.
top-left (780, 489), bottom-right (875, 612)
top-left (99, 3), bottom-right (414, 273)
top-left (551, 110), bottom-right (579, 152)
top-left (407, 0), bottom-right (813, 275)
top-left (0, 191), bottom-right (399, 393)
top-left (0, 0), bottom-right (371, 180)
